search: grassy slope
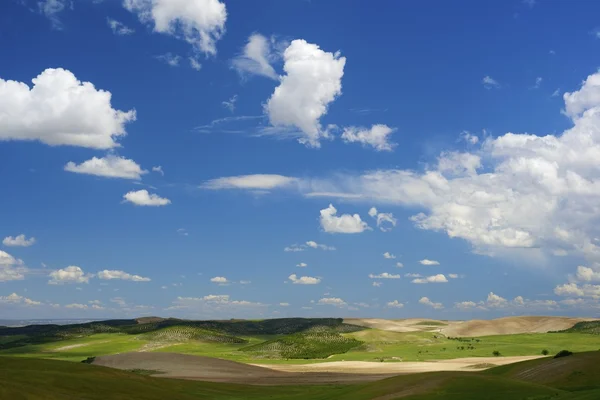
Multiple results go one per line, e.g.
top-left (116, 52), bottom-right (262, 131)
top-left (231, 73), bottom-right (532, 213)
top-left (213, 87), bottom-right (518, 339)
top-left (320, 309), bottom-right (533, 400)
top-left (6, 355), bottom-right (600, 400)
top-left (333, 330), bottom-right (600, 363)
top-left (3, 328), bottom-right (600, 364)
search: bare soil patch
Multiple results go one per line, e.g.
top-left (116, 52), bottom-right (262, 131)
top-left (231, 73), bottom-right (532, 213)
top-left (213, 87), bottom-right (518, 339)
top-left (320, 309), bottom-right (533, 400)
top-left (256, 356), bottom-right (543, 374)
top-left (440, 316), bottom-right (594, 337)
top-left (92, 352), bottom-right (395, 385)
top-left (344, 318), bottom-right (452, 333)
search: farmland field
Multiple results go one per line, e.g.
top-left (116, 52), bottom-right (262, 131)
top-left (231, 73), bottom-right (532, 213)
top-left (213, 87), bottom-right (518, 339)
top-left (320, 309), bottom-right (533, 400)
top-left (1, 317), bottom-right (600, 365)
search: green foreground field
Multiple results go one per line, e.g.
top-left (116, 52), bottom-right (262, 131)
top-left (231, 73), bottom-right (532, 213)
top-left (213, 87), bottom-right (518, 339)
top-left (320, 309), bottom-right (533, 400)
top-left (2, 328), bottom-right (600, 364)
top-left (2, 352), bottom-right (600, 400)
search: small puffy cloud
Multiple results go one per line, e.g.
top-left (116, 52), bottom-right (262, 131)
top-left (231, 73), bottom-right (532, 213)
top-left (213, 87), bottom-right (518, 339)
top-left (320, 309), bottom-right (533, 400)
top-left (210, 276), bottom-right (229, 284)
top-left (279, 302), bottom-right (290, 306)
top-left (448, 273), bottom-right (459, 279)
top-left (0, 68), bottom-right (135, 149)
top-left (155, 53), bottom-right (182, 67)
top-left (419, 296), bottom-right (444, 309)
top-left (396, 262), bottom-right (404, 268)
top-left (383, 252), bottom-right (396, 259)
top-left (152, 166), bottom-right (164, 176)
top-left (554, 282), bottom-right (600, 298)
top-left (372, 281), bottom-right (382, 287)
top-left (3, 234), bottom-right (36, 247)
top-left (265, 39), bottom-right (345, 148)
top-left (65, 155), bottom-right (147, 180)
top-left (419, 259), bottom-right (440, 266)
top-left (97, 270), bottom-right (151, 282)
top-left (305, 240), bottom-right (336, 250)
top-left (318, 297), bottom-right (346, 306)
top-left (288, 274), bottom-right (321, 285)
top-left (486, 292), bottom-right (508, 307)
top-left (202, 174), bottom-right (297, 190)
top-left (575, 266), bottom-right (600, 282)
top-left (296, 262), bottom-right (307, 267)
top-left (48, 266), bottom-right (92, 284)
top-left (369, 272), bottom-right (401, 279)
top-left (320, 204), bottom-right (370, 233)
top-left (412, 274), bottom-right (448, 284)
top-left (124, 0), bottom-right (227, 55)
top-left (231, 33), bottom-right (278, 80)
top-left (482, 75), bottom-right (500, 89)
top-left (341, 124), bottom-right (397, 151)
top-left (107, 18), bottom-right (134, 35)
top-left (0, 293), bottom-right (41, 306)
top-left (123, 190), bottom-right (171, 206)
top-left (455, 301), bottom-right (478, 310)
top-left (65, 303), bottom-right (88, 309)
top-left (368, 207), bottom-right (378, 218)
top-left (0, 251), bottom-right (26, 282)
top-left (386, 300), bottom-right (404, 308)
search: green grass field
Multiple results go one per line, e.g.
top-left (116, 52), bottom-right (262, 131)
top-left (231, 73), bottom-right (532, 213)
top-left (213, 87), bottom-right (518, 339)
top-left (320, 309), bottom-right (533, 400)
top-left (2, 352), bottom-right (600, 400)
top-left (2, 319), bottom-right (600, 364)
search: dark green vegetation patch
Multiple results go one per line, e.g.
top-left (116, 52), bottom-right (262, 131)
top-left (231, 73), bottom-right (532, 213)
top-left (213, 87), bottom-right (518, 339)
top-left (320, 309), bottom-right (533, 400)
top-left (239, 326), bottom-right (363, 359)
top-left (558, 320), bottom-right (600, 335)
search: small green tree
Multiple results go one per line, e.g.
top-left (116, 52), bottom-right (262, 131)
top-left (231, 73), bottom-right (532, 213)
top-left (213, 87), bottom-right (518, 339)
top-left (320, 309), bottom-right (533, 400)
top-left (554, 350), bottom-right (573, 359)
top-left (492, 350), bottom-right (501, 356)
top-left (542, 349), bottom-right (549, 355)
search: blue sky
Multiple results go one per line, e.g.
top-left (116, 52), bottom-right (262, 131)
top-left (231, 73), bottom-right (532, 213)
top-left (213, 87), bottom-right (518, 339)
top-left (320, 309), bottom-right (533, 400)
top-left (1, 0), bottom-right (600, 320)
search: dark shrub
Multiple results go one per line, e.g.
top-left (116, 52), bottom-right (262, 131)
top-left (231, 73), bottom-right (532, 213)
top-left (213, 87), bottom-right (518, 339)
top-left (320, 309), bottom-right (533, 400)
top-left (554, 350), bottom-right (573, 359)
top-left (542, 349), bottom-right (549, 355)
top-left (492, 350), bottom-right (501, 356)
top-left (81, 356), bottom-right (96, 364)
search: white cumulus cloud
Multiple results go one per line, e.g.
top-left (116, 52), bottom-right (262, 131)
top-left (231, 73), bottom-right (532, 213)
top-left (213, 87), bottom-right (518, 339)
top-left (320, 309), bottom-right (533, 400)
top-left (341, 124), bottom-right (397, 151)
top-left (318, 297), bottom-right (346, 306)
top-left (65, 155), bottom-right (147, 180)
top-left (288, 274), bottom-right (321, 285)
top-left (419, 296), bottom-right (444, 309)
top-left (386, 300), bottom-right (404, 308)
top-left (48, 266), bottom-right (92, 284)
top-left (383, 252), bottom-right (396, 259)
top-left (319, 204), bottom-right (370, 233)
top-left (0, 68), bottom-right (136, 149)
top-left (210, 276), bottom-right (229, 284)
top-left (419, 259), bottom-right (440, 266)
top-left (265, 39), bottom-right (345, 148)
top-left (3, 234), bottom-right (36, 247)
top-left (123, 190), bottom-right (171, 206)
top-left (124, 0), bottom-right (227, 55)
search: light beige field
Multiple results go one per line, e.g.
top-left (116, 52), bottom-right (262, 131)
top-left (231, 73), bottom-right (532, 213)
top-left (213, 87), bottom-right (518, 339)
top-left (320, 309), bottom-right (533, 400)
top-left (345, 316), bottom-right (594, 337)
top-left (257, 355), bottom-right (544, 374)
